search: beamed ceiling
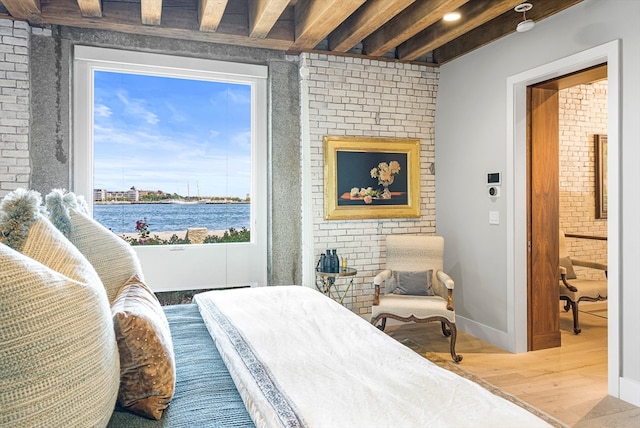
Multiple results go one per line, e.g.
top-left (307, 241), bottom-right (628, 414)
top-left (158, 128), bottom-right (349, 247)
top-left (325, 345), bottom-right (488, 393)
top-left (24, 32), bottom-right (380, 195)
top-left (0, 0), bottom-right (582, 65)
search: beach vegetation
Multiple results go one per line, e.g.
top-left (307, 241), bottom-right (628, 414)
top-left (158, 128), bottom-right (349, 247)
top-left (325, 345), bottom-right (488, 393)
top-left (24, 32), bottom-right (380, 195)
top-left (121, 218), bottom-right (250, 246)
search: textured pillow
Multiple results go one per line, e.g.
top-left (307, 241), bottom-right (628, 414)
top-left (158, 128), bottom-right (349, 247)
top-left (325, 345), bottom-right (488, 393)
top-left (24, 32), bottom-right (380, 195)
top-left (392, 270), bottom-right (435, 296)
top-left (0, 189), bottom-right (119, 428)
top-left (560, 256), bottom-right (577, 280)
top-left (112, 275), bottom-right (176, 420)
top-left (46, 189), bottom-right (145, 304)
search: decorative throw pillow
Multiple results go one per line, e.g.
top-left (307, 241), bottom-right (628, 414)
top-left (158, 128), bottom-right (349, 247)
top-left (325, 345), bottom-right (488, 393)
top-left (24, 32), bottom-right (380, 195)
top-left (560, 256), bottom-right (577, 280)
top-left (0, 189), bottom-right (119, 427)
top-left (46, 189), bottom-right (145, 304)
top-left (112, 275), bottom-right (176, 420)
top-left (392, 270), bottom-right (435, 296)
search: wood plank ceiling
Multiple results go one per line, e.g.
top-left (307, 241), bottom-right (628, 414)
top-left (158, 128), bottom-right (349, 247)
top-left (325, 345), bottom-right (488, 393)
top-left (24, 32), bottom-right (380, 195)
top-left (0, 0), bottom-right (583, 65)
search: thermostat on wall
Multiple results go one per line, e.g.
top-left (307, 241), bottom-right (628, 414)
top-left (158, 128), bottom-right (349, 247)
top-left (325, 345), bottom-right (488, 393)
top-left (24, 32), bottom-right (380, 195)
top-left (487, 172), bottom-right (501, 186)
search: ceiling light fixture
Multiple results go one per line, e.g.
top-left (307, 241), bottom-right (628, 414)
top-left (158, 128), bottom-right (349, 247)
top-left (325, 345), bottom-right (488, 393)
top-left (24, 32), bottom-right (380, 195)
top-left (443, 12), bottom-right (461, 22)
top-left (515, 2), bottom-right (535, 32)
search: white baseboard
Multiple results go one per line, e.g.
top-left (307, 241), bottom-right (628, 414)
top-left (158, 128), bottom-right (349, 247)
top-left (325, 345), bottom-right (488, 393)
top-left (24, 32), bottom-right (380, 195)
top-left (620, 377), bottom-right (640, 406)
top-left (455, 315), bottom-right (514, 352)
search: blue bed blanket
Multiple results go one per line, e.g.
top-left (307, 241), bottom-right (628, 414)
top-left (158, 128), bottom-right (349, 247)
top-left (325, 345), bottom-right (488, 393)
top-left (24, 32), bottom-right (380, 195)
top-left (108, 304), bottom-right (254, 427)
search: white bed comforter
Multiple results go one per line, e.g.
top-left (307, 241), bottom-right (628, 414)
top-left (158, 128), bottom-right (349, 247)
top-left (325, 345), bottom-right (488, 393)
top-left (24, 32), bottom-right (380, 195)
top-left (195, 286), bottom-right (555, 428)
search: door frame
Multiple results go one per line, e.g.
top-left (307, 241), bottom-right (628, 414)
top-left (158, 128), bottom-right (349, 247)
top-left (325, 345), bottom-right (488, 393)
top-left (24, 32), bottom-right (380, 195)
top-left (506, 40), bottom-right (620, 396)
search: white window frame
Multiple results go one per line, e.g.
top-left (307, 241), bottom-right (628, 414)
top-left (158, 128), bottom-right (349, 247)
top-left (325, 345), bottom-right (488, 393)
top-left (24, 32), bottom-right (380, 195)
top-left (73, 45), bottom-right (268, 291)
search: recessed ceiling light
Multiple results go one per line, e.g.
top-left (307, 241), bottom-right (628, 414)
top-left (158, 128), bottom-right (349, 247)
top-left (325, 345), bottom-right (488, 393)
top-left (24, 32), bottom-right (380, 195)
top-left (443, 12), bottom-right (461, 22)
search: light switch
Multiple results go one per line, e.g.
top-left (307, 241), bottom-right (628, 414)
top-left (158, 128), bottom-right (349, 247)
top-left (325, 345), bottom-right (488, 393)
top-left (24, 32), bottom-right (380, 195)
top-left (489, 211), bottom-right (500, 225)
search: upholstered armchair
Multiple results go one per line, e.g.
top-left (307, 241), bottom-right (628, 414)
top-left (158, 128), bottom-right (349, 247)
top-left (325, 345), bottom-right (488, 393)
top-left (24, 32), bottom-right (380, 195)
top-left (371, 235), bottom-right (462, 363)
top-left (559, 230), bottom-right (608, 334)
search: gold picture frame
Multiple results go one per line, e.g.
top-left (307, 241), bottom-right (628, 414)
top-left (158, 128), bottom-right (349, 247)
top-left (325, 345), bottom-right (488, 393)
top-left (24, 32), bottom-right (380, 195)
top-left (323, 135), bottom-right (421, 220)
top-left (595, 134), bottom-right (607, 219)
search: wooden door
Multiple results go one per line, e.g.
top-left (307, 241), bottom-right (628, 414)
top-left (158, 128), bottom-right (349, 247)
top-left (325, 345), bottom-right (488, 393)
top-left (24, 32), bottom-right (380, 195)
top-left (527, 86), bottom-right (561, 351)
top-left (526, 64), bottom-right (607, 351)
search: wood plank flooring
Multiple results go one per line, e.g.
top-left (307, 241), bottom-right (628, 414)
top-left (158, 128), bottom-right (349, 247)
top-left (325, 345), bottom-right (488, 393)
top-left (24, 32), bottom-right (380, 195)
top-left (385, 302), bottom-right (640, 427)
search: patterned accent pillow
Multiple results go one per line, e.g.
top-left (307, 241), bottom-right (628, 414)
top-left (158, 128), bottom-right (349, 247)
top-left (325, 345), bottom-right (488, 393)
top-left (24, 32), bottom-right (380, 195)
top-left (112, 275), bottom-right (176, 420)
top-left (46, 189), bottom-right (145, 304)
top-left (0, 189), bottom-right (119, 427)
top-left (392, 270), bottom-right (435, 296)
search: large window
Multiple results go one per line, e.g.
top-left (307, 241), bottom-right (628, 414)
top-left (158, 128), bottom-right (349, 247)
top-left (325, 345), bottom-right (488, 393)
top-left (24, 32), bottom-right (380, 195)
top-left (73, 46), bottom-right (268, 291)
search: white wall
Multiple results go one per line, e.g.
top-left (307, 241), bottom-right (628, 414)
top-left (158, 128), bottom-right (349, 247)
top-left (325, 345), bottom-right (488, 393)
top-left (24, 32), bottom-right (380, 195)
top-left (299, 53), bottom-right (439, 316)
top-left (435, 0), bottom-right (639, 404)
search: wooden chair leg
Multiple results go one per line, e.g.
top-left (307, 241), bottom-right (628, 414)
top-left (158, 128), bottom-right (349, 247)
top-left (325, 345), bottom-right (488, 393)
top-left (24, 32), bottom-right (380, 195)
top-left (441, 321), bottom-right (451, 337)
top-left (376, 317), bottom-right (387, 331)
top-left (447, 322), bottom-right (463, 363)
top-left (569, 301), bottom-right (582, 334)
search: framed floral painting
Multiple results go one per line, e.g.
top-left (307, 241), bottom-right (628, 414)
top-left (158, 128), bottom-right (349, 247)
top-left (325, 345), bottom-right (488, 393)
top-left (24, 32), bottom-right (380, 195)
top-left (323, 136), bottom-right (421, 220)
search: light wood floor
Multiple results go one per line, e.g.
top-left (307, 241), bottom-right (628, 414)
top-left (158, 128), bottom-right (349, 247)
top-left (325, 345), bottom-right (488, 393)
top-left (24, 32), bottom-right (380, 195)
top-left (385, 302), bottom-right (640, 427)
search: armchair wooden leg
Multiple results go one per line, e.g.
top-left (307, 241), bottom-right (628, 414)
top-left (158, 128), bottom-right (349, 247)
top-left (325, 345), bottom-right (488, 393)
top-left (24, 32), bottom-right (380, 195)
top-left (371, 316), bottom-right (387, 331)
top-left (447, 322), bottom-right (463, 363)
top-left (441, 321), bottom-right (451, 337)
top-left (569, 301), bottom-right (582, 334)
top-left (379, 317), bottom-right (387, 331)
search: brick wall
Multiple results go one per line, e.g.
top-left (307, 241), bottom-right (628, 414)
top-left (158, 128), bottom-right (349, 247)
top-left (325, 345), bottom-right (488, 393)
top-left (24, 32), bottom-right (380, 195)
top-left (0, 20), bottom-right (34, 197)
top-left (559, 80), bottom-right (608, 279)
top-left (300, 53), bottom-right (438, 315)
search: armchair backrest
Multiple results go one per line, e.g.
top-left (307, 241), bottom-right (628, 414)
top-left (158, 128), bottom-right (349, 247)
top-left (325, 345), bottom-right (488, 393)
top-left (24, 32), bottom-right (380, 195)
top-left (385, 235), bottom-right (445, 298)
top-left (559, 230), bottom-right (569, 259)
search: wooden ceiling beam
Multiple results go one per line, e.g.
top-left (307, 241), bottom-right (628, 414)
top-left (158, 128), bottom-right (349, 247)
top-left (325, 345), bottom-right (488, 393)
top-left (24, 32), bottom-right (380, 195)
top-left (76, 0), bottom-right (101, 18)
top-left (141, 0), bottom-right (162, 26)
top-left (362, 0), bottom-right (469, 57)
top-left (328, 0), bottom-right (416, 53)
top-left (289, 0), bottom-right (365, 51)
top-left (34, 0), bottom-right (294, 50)
top-left (397, 0), bottom-right (523, 61)
top-left (0, 0), bottom-right (41, 21)
top-left (248, 0), bottom-right (289, 39)
top-left (199, 0), bottom-right (228, 32)
top-left (433, 0), bottom-right (585, 64)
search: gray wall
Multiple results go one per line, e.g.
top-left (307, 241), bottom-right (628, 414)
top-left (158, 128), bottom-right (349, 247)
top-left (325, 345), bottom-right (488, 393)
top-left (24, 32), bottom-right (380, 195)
top-left (29, 26), bottom-right (302, 286)
top-left (435, 0), bottom-right (639, 403)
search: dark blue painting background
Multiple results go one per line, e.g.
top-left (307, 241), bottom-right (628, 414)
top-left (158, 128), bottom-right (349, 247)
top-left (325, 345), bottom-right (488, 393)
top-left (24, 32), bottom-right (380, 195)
top-left (336, 151), bottom-right (408, 206)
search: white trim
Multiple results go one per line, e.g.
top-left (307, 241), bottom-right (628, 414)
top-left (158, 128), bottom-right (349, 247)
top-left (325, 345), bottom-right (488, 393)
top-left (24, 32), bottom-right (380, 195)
top-left (620, 377), bottom-right (640, 407)
top-left (73, 46), bottom-right (268, 290)
top-left (506, 40), bottom-right (620, 396)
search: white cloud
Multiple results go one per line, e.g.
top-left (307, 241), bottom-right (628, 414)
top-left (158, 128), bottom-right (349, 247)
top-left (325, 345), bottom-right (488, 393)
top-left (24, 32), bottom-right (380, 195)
top-left (95, 104), bottom-right (112, 117)
top-left (116, 90), bottom-right (159, 125)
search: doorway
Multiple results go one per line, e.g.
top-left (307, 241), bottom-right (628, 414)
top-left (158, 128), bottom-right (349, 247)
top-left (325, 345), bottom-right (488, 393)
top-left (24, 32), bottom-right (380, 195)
top-left (506, 40), bottom-right (620, 397)
top-left (527, 64), bottom-right (608, 351)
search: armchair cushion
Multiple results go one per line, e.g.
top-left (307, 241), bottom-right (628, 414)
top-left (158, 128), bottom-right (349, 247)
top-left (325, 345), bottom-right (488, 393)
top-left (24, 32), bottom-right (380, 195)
top-left (391, 270), bottom-right (435, 296)
top-left (560, 256), bottom-right (577, 279)
top-left (372, 295), bottom-right (455, 323)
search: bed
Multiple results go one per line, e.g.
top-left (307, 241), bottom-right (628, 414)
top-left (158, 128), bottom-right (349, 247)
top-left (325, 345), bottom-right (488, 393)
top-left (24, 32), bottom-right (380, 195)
top-left (191, 285), bottom-right (560, 428)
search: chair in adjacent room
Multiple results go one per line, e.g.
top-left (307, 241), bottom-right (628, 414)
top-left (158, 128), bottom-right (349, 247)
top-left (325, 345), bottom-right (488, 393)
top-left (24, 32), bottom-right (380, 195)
top-left (371, 235), bottom-right (462, 362)
top-left (559, 230), bottom-right (608, 334)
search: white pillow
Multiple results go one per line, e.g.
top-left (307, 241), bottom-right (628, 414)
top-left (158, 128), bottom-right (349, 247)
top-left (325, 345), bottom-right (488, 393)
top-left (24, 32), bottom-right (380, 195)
top-left (46, 189), bottom-right (145, 304)
top-left (0, 189), bottom-right (119, 427)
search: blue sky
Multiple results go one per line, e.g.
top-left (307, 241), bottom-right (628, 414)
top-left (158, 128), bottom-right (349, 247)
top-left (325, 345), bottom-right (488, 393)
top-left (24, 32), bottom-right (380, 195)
top-left (93, 71), bottom-right (252, 198)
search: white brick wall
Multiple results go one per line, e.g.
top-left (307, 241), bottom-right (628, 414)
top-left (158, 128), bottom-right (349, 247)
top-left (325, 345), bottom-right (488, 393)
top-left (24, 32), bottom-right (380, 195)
top-left (300, 53), bottom-right (438, 315)
top-left (0, 19), bottom-right (31, 197)
top-left (559, 81), bottom-right (608, 279)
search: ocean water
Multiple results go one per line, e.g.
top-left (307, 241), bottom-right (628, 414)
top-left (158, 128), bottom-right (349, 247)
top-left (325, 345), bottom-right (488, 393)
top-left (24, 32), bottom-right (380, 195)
top-left (93, 203), bottom-right (251, 234)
